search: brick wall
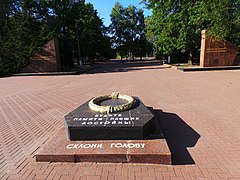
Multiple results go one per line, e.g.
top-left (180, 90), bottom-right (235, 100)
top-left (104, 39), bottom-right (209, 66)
top-left (20, 38), bottom-right (60, 73)
top-left (200, 30), bottom-right (240, 67)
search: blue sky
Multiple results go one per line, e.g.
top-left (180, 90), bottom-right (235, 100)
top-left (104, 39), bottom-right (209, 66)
top-left (85, 0), bottom-right (152, 27)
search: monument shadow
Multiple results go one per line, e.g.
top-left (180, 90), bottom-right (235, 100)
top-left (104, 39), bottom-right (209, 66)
top-left (149, 108), bottom-right (200, 165)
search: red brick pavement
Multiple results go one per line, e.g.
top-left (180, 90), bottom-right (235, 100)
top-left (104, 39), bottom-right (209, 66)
top-left (1, 61), bottom-right (240, 179)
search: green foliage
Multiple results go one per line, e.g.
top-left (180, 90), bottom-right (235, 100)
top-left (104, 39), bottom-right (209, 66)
top-left (205, 0), bottom-right (240, 44)
top-left (145, 0), bottom-right (240, 61)
top-left (0, 0), bottom-right (112, 74)
top-left (0, 0), bottom-right (52, 75)
top-left (109, 2), bottom-right (151, 60)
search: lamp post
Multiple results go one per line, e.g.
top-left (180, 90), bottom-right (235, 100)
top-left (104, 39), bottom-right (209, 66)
top-left (75, 20), bottom-right (83, 66)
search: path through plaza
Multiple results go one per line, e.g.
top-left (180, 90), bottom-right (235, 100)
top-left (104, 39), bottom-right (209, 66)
top-left (0, 61), bottom-right (240, 179)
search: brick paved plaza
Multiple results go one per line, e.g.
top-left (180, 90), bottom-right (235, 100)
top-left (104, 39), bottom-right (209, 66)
top-left (1, 61), bottom-right (240, 179)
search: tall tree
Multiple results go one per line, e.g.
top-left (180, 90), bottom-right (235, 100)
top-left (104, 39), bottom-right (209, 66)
top-left (144, 0), bottom-right (240, 63)
top-left (47, 0), bottom-right (109, 65)
top-left (0, 0), bottom-right (51, 74)
top-left (110, 2), bottom-right (150, 60)
top-left (109, 2), bottom-right (126, 60)
top-left (0, 0), bottom-right (112, 74)
top-left (135, 8), bottom-right (149, 60)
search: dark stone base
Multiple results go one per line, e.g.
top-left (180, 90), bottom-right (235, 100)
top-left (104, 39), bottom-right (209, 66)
top-left (64, 98), bottom-right (155, 140)
top-left (35, 128), bottom-right (171, 165)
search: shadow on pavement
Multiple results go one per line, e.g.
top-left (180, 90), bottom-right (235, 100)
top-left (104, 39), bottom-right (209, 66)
top-left (153, 109), bottom-right (200, 165)
top-left (86, 60), bottom-right (169, 74)
top-left (0, 60), bottom-right (168, 78)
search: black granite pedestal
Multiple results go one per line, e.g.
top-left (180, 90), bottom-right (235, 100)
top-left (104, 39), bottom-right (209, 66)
top-left (64, 98), bottom-right (155, 140)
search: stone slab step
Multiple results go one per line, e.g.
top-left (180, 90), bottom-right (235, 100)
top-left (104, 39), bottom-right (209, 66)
top-left (35, 128), bottom-right (171, 165)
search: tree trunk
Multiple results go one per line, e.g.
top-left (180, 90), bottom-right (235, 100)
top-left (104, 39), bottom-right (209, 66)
top-left (120, 49), bottom-right (123, 61)
top-left (188, 49), bottom-right (193, 65)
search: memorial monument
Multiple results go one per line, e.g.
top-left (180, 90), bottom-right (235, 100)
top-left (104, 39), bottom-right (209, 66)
top-left (36, 93), bottom-right (171, 164)
top-left (64, 93), bottom-right (155, 140)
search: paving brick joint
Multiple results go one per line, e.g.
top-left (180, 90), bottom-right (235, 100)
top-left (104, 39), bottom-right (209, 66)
top-left (0, 60), bottom-right (240, 179)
